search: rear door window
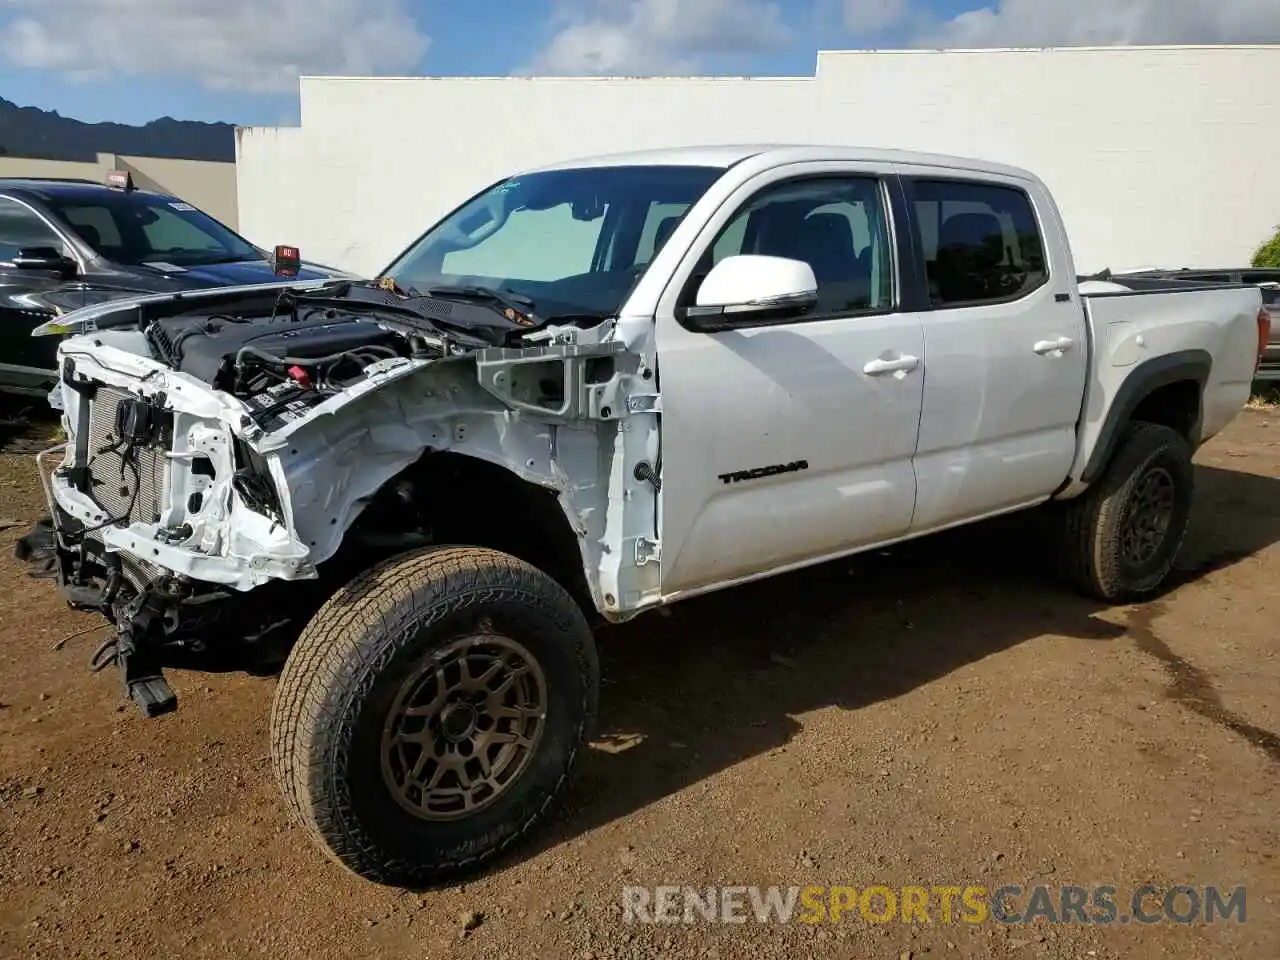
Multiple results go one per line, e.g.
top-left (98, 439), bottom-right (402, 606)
top-left (909, 179), bottom-right (1048, 307)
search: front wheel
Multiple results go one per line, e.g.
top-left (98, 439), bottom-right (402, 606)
top-left (1057, 421), bottom-right (1195, 602)
top-left (270, 546), bottom-right (599, 886)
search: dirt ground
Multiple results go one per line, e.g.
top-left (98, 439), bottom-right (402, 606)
top-left (1, 410), bottom-right (1277, 960)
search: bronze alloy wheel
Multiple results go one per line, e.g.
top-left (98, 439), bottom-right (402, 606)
top-left (380, 633), bottom-right (549, 821)
top-left (271, 546), bottom-right (598, 886)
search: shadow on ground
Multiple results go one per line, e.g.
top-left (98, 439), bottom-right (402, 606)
top-left (0, 394), bottom-right (60, 455)
top-left (516, 462), bottom-right (1280, 866)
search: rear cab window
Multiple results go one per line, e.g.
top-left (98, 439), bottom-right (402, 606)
top-left (907, 179), bottom-right (1048, 307)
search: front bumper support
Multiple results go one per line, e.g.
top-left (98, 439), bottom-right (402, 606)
top-left (16, 450), bottom-right (187, 720)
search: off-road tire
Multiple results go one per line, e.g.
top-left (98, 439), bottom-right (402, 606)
top-left (270, 545), bottom-right (598, 887)
top-left (1058, 421), bottom-right (1194, 602)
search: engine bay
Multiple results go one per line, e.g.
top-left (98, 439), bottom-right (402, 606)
top-left (147, 310), bottom-right (409, 395)
top-left (134, 279), bottom-right (570, 405)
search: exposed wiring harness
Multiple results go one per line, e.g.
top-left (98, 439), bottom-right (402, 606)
top-left (66, 435), bottom-right (142, 544)
top-left (232, 343), bottom-right (400, 394)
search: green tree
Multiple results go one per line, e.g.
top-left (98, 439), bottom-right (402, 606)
top-left (1254, 225), bottom-right (1280, 268)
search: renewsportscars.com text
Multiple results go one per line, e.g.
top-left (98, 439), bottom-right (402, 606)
top-left (621, 884), bottom-right (1247, 926)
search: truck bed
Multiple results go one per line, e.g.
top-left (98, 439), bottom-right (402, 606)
top-left (1092, 269), bottom-right (1278, 381)
top-left (1067, 279), bottom-right (1265, 486)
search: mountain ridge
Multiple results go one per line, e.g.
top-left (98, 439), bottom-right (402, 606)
top-left (0, 97), bottom-right (235, 163)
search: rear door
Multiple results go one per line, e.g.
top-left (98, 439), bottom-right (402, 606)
top-left (899, 171), bottom-right (1087, 530)
top-left (653, 162), bottom-right (926, 595)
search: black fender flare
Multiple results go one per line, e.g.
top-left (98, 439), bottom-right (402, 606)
top-left (1080, 348), bottom-right (1210, 484)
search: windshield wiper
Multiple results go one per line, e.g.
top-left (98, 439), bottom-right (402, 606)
top-left (423, 284), bottom-right (536, 316)
top-left (287, 285), bottom-right (496, 349)
top-left (196, 254), bottom-right (259, 265)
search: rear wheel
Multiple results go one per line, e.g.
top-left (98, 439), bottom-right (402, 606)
top-left (270, 545), bottom-right (598, 886)
top-left (1058, 422), bottom-right (1194, 602)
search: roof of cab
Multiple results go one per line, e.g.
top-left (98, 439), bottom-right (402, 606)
top-left (525, 144), bottom-right (1038, 181)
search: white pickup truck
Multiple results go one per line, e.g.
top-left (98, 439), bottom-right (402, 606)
top-left (18, 145), bottom-right (1270, 886)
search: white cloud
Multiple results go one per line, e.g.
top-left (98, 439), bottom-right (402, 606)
top-left (843, 0), bottom-right (910, 36)
top-left (0, 0), bottom-right (430, 94)
top-left (916, 0), bottom-right (1280, 47)
top-left (526, 0), bottom-right (794, 75)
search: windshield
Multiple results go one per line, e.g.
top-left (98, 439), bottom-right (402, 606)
top-left (45, 191), bottom-right (261, 268)
top-left (382, 164), bottom-right (724, 319)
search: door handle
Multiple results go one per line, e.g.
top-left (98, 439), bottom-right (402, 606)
top-left (1033, 337), bottom-right (1074, 355)
top-left (862, 354), bottom-right (920, 376)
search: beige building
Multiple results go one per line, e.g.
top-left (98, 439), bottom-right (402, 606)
top-left (0, 150), bottom-right (238, 229)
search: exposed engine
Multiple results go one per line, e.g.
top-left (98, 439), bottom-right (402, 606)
top-left (146, 310), bottom-right (409, 395)
top-left (128, 280), bottom-right (566, 418)
top-left (140, 308), bottom-right (413, 434)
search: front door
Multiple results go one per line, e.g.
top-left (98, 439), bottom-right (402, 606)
top-left (0, 195), bottom-right (82, 393)
top-left (652, 164), bottom-right (925, 597)
top-left (901, 173), bottom-right (1088, 531)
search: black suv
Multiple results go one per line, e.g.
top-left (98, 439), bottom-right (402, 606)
top-left (1, 174), bottom-right (349, 397)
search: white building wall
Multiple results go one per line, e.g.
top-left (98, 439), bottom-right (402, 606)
top-left (236, 46), bottom-right (1280, 278)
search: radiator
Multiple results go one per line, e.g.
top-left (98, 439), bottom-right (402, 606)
top-left (84, 388), bottom-right (169, 525)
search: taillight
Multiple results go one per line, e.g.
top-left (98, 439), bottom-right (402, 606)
top-left (1259, 307), bottom-right (1273, 371)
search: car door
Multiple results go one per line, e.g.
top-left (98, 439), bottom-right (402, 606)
top-left (652, 163), bottom-right (926, 596)
top-left (0, 195), bottom-right (85, 394)
top-left (899, 171), bottom-right (1087, 532)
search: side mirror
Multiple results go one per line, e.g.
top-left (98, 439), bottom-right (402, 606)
top-left (13, 246), bottom-right (77, 276)
top-left (683, 254), bottom-right (817, 328)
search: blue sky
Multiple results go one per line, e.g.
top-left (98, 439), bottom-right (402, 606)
top-left (1, 0), bottom-right (1276, 127)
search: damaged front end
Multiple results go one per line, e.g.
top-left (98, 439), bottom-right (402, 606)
top-left (15, 501), bottom-right (265, 717)
top-left (17, 353), bottom-right (319, 716)
top-left (20, 280), bottom-right (663, 716)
